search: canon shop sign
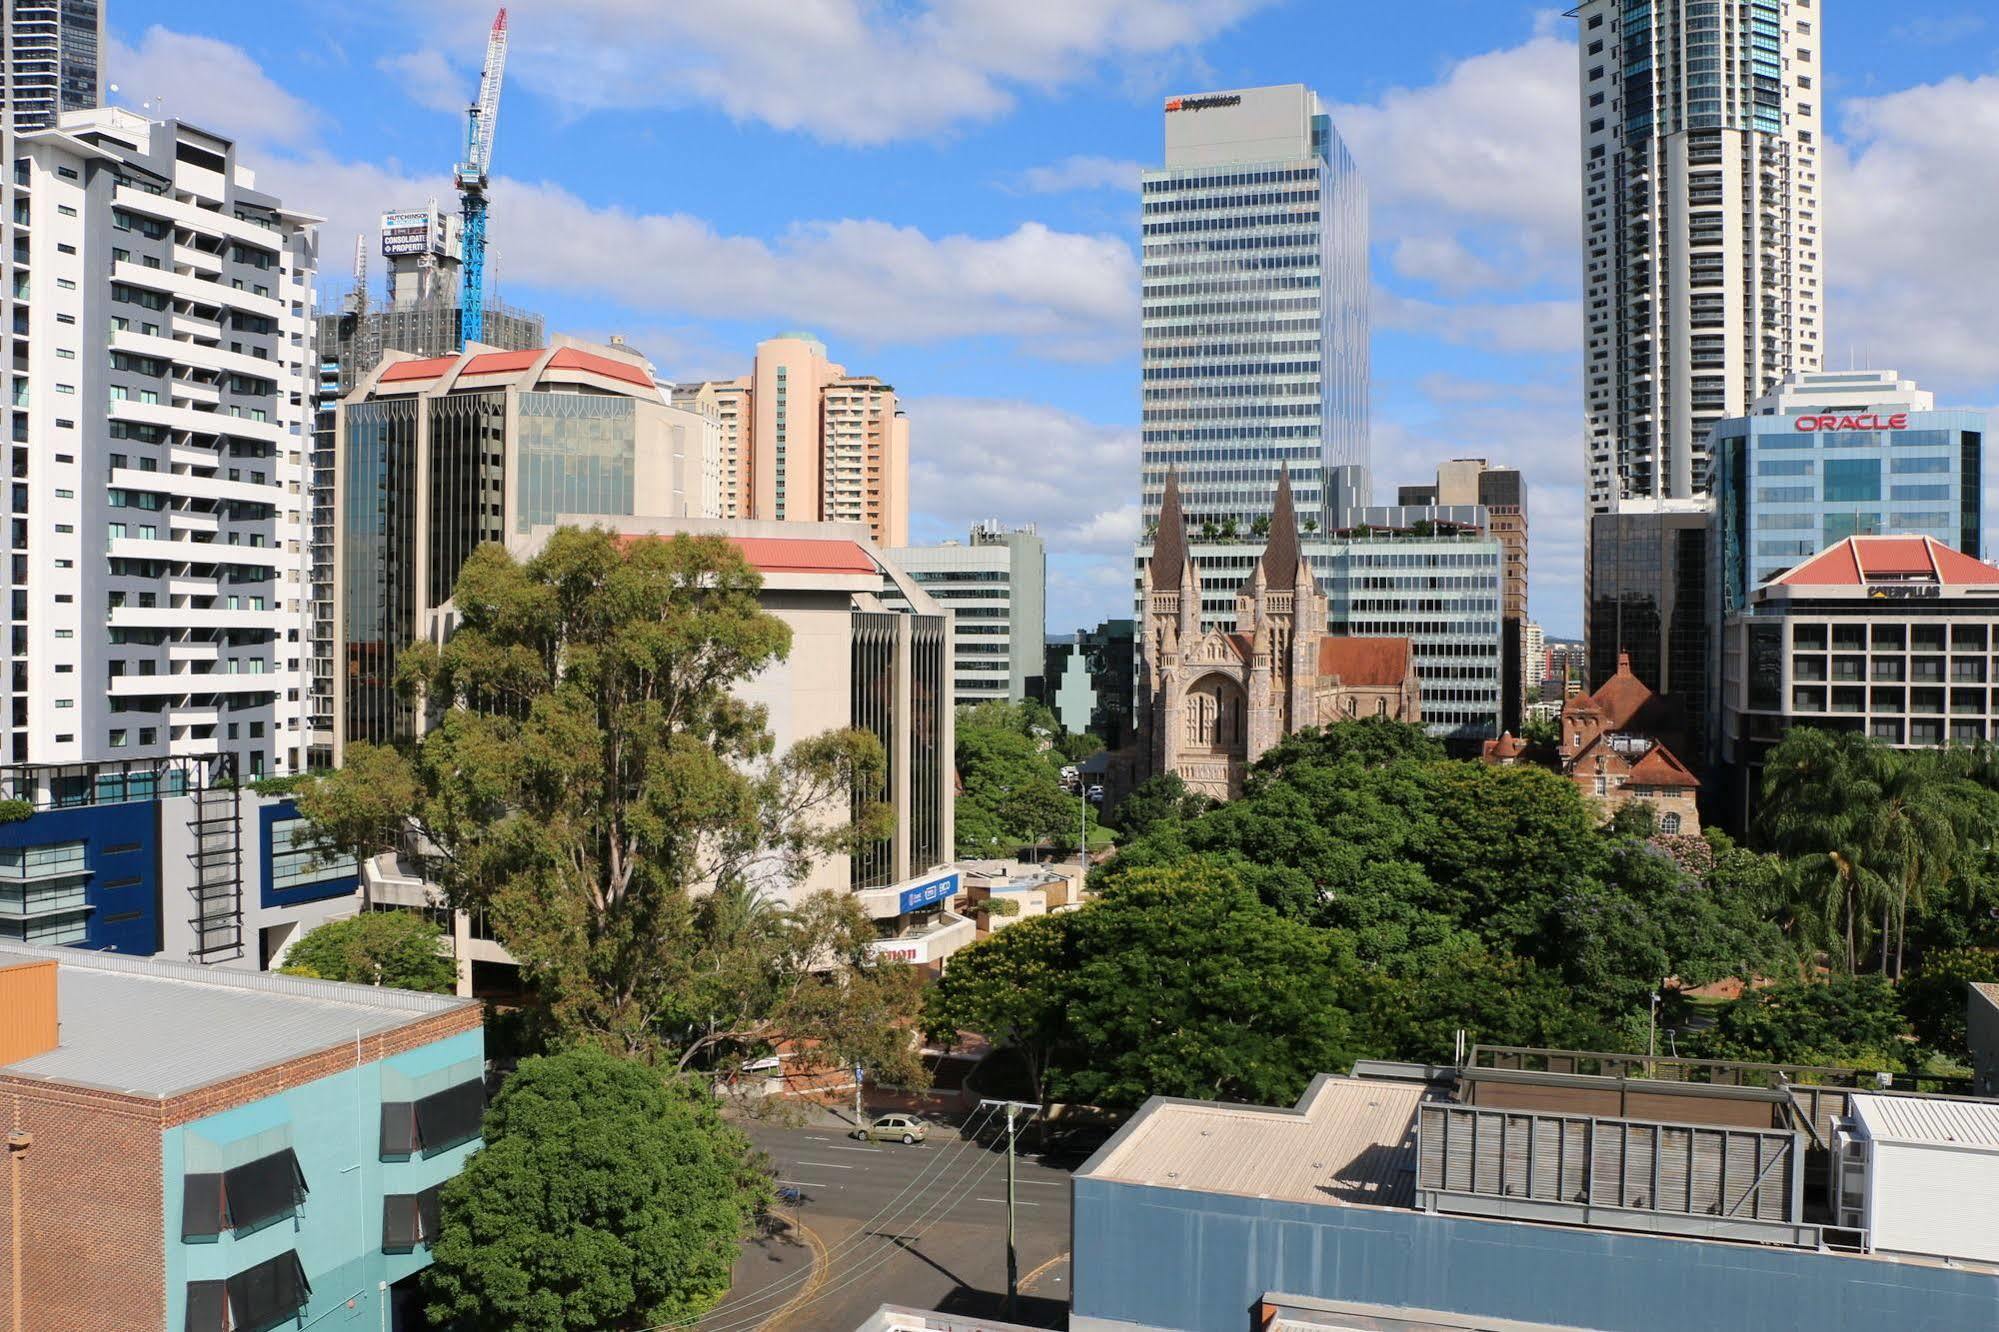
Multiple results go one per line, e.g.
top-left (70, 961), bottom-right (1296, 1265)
top-left (1793, 413), bottom-right (1909, 433)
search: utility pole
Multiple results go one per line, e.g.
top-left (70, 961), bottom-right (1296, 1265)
top-left (980, 1098), bottom-right (1036, 1317)
top-left (854, 1063), bottom-right (865, 1131)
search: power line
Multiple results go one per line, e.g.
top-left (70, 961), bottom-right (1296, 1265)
top-left (680, 1107), bottom-right (1018, 1332)
top-left (698, 1110), bottom-right (1035, 1332)
top-left (645, 1102), bottom-right (1006, 1332)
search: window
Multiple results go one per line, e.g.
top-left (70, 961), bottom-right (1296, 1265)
top-left (380, 1078), bottom-right (485, 1159)
top-left (1823, 457), bottom-right (1881, 503)
top-left (180, 1149), bottom-right (308, 1241)
top-left (1659, 813), bottom-right (1682, 835)
top-left (56, 204), bottom-right (76, 217)
top-left (184, 1251), bottom-right (310, 1332)
top-left (382, 1185), bottom-right (444, 1252)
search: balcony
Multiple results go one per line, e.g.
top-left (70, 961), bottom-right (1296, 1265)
top-left (108, 605), bottom-right (284, 631)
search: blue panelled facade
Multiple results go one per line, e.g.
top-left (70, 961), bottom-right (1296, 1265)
top-left (1072, 1179), bottom-right (1999, 1332)
top-left (0, 797), bottom-right (160, 954)
top-left (260, 799), bottom-right (359, 910)
top-left (1713, 407), bottom-right (1987, 622)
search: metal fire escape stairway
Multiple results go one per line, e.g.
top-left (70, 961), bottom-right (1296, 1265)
top-left (187, 783), bottom-right (245, 962)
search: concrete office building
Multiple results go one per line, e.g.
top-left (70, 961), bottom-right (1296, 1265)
top-left (0, 943), bottom-right (483, 1331)
top-left (1138, 83), bottom-right (1368, 622)
top-left (1588, 497), bottom-right (1712, 758)
top-left (2, 109), bottom-right (318, 780)
top-left (1573, 0), bottom-right (1823, 513)
top-left (1522, 620), bottom-right (1546, 695)
top-left (331, 340), bottom-right (721, 754)
top-left (888, 521), bottom-right (1045, 704)
top-left (1718, 535), bottom-right (1999, 827)
top-left (307, 210), bottom-right (545, 763)
top-left (673, 332), bottom-right (910, 547)
top-left (1, 0), bottom-right (102, 132)
top-left (1044, 619), bottom-right (1137, 748)
top-left (1072, 1052), bottom-right (1999, 1332)
top-left (1399, 459), bottom-right (1528, 730)
top-left (363, 517), bottom-right (968, 982)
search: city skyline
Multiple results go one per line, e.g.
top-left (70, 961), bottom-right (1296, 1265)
top-left (105, 1), bottom-right (1999, 637)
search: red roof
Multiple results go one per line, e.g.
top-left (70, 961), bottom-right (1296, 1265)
top-left (1482, 732), bottom-right (1528, 761)
top-left (1317, 636), bottom-right (1413, 686)
top-left (731, 537), bottom-right (876, 576)
top-left (544, 347), bottom-right (654, 388)
top-left (376, 355), bottom-right (458, 383)
top-left (1582, 651), bottom-right (1659, 731)
top-left (1774, 535), bottom-right (1999, 588)
top-left (1628, 742), bottom-right (1700, 789)
top-left (612, 533), bottom-right (878, 576)
top-left (372, 347), bottom-right (655, 390)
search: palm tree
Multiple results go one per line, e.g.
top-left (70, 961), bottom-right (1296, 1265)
top-left (1859, 746), bottom-right (1959, 978)
top-left (1758, 728), bottom-right (1888, 972)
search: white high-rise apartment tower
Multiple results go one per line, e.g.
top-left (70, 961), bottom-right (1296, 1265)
top-left (1576, 0), bottom-right (1822, 509)
top-left (2, 0), bottom-right (104, 132)
top-left (3, 109), bottom-right (318, 778)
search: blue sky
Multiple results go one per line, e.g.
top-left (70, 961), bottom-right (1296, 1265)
top-left (115, 1), bottom-right (1999, 638)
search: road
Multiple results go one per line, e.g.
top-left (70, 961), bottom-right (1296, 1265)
top-left (696, 1115), bottom-right (1074, 1330)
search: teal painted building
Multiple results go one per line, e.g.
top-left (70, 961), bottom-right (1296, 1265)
top-left (0, 942), bottom-right (483, 1331)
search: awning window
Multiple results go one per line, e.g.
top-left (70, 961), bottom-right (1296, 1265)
top-left (383, 1182), bottom-right (448, 1253)
top-left (413, 1078), bottom-right (484, 1154)
top-left (222, 1149), bottom-right (307, 1235)
top-left (225, 1250), bottom-right (311, 1332)
top-left (184, 1280), bottom-right (226, 1332)
top-left (180, 1149), bottom-right (307, 1243)
top-left (379, 1101), bottom-right (418, 1158)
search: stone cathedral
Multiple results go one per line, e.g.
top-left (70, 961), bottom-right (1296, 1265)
top-left (1139, 470), bottom-right (1421, 801)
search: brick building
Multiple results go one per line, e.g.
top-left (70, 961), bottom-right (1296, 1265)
top-left (0, 943), bottom-right (483, 1331)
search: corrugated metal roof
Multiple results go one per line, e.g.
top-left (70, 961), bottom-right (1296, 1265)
top-left (0, 942), bottom-right (472, 1100)
top-left (1852, 1093), bottom-right (1999, 1151)
top-left (1084, 1075), bottom-right (1430, 1208)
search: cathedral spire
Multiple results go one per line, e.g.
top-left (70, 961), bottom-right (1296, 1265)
top-left (1150, 468), bottom-right (1191, 591)
top-left (1261, 467), bottom-right (1309, 588)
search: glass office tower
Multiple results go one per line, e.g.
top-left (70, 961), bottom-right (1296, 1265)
top-left (1138, 84), bottom-right (1368, 624)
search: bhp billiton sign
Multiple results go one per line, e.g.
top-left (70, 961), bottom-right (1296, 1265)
top-left (1164, 94), bottom-right (1244, 113)
top-left (1794, 413), bottom-right (1909, 432)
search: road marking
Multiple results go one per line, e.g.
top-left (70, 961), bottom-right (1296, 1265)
top-left (778, 1180), bottom-right (828, 1188)
top-left (1021, 1251), bottom-right (1070, 1294)
top-left (975, 1197), bottom-right (1041, 1206)
top-left (795, 1161), bottom-right (856, 1170)
top-left (821, 1144), bottom-right (897, 1153)
top-left (754, 1217), bottom-right (829, 1332)
top-left (1015, 1179), bottom-right (1067, 1188)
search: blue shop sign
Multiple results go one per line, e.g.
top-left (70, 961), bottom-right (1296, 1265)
top-left (898, 871), bottom-right (960, 914)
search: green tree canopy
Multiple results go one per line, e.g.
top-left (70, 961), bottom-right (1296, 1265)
top-left (954, 699), bottom-right (1098, 857)
top-left (1107, 772), bottom-right (1213, 841)
top-left (296, 529), bottom-right (916, 1067)
top-left (278, 911), bottom-right (456, 993)
top-left (1051, 865), bottom-right (1360, 1109)
top-left (423, 1049), bottom-right (769, 1331)
top-left (1694, 975), bottom-right (1910, 1068)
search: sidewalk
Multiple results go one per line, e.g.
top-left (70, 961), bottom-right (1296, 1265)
top-left (697, 1209), bottom-right (821, 1329)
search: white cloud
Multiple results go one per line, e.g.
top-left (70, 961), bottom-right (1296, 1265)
top-left (1332, 33), bottom-right (1580, 287)
top-left (1013, 155), bottom-right (1145, 194)
top-left (400, 0), bottom-right (1275, 146)
top-left (1827, 73), bottom-right (1999, 395)
top-left (1389, 236), bottom-right (1506, 295)
top-left (106, 26), bottom-right (320, 149)
top-left (376, 49), bottom-right (469, 115)
top-left (904, 398), bottom-right (1139, 557)
top-left (1376, 288), bottom-right (1579, 357)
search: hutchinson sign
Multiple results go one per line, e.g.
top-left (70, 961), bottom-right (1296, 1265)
top-left (1794, 413), bottom-right (1909, 432)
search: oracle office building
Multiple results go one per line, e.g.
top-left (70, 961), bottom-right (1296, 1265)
top-left (1708, 371), bottom-right (1988, 762)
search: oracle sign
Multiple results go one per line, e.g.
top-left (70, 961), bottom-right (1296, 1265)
top-left (1794, 413), bottom-right (1909, 433)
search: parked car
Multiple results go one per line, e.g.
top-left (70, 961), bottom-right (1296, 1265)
top-left (852, 1113), bottom-right (929, 1144)
top-left (1086, 784), bottom-right (1106, 804)
top-left (1038, 1121), bottom-right (1117, 1168)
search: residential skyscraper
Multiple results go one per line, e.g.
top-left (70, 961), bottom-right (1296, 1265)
top-left (673, 332), bottom-right (910, 547)
top-left (1138, 83), bottom-right (1368, 624)
top-left (3, 109), bottom-right (317, 779)
top-left (888, 521), bottom-right (1046, 705)
top-left (2, 0), bottom-right (103, 132)
top-left (1575, 0), bottom-right (1823, 511)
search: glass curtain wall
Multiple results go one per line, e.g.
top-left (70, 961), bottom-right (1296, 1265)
top-left (513, 393), bottom-right (638, 534)
top-left (909, 614), bottom-right (947, 873)
top-left (341, 398), bottom-right (419, 747)
top-left (849, 612), bottom-right (896, 891)
top-left (425, 391), bottom-right (508, 611)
